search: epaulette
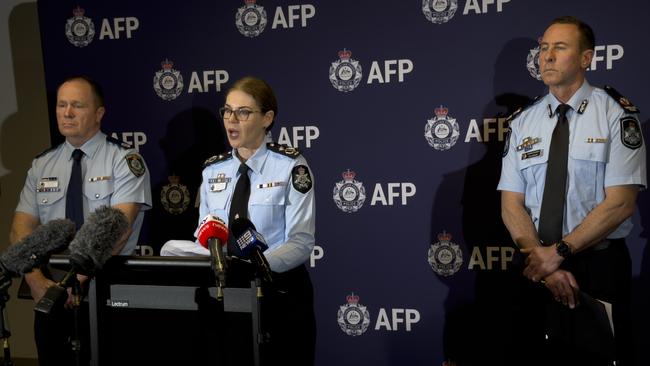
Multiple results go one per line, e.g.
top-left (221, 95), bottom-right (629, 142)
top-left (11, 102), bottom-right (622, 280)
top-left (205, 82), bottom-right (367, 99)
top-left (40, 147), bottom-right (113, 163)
top-left (504, 95), bottom-right (542, 124)
top-left (203, 151), bottom-right (232, 168)
top-left (35, 142), bottom-right (63, 159)
top-left (267, 142), bottom-right (301, 159)
top-left (604, 85), bottom-right (640, 114)
top-left (106, 136), bottom-right (133, 149)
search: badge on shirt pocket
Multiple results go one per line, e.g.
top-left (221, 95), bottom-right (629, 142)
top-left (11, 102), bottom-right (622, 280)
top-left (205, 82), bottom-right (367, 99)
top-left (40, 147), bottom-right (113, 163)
top-left (209, 173), bottom-right (230, 192)
top-left (36, 177), bottom-right (60, 192)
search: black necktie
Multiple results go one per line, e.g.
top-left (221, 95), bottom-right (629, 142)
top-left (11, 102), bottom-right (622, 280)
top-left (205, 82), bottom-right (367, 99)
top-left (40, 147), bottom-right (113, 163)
top-left (538, 104), bottom-right (571, 245)
top-left (66, 149), bottom-right (85, 230)
top-left (228, 163), bottom-right (251, 254)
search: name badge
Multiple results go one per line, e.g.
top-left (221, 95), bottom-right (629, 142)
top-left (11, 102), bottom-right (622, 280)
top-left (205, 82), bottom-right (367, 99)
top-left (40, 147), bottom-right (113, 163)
top-left (209, 173), bottom-right (231, 192)
top-left (37, 177), bottom-right (60, 192)
top-left (521, 149), bottom-right (543, 160)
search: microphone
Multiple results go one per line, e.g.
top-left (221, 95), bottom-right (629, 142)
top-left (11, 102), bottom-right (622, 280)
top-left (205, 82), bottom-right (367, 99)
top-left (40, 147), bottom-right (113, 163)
top-left (197, 215), bottom-right (229, 293)
top-left (0, 219), bottom-right (75, 292)
top-left (34, 206), bottom-right (128, 314)
top-left (230, 218), bottom-right (273, 283)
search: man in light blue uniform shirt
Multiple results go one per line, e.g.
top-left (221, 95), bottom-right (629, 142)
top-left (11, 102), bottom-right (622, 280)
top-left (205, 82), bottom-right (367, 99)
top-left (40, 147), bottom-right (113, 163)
top-left (9, 75), bottom-right (152, 365)
top-left (498, 17), bottom-right (645, 366)
top-left (199, 142), bottom-right (315, 273)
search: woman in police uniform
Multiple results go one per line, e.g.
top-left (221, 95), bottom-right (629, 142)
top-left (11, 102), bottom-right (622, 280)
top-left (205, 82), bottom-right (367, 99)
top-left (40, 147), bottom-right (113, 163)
top-left (200, 76), bottom-right (316, 366)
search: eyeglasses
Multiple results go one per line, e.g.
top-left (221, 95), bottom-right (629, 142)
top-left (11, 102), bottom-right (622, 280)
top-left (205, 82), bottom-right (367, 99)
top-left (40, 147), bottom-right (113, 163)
top-left (218, 107), bottom-right (263, 121)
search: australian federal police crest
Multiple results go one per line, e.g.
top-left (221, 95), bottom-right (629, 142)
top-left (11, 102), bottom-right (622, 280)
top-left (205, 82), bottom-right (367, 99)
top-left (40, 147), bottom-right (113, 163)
top-left (65, 7), bottom-right (95, 47)
top-left (329, 49), bottom-right (363, 93)
top-left (527, 46), bottom-right (541, 80)
top-left (422, 0), bottom-right (458, 24)
top-left (337, 293), bottom-right (371, 336)
top-left (428, 231), bottom-right (463, 277)
top-left (161, 175), bottom-right (191, 215)
top-left (235, 0), bottom-right (268, 38)
top-left (424, 105), bottom-right (460, 151)
top-left (333, 169), bottom-right (366, 213)
top-left (153, 59), bottom-right (184, 101)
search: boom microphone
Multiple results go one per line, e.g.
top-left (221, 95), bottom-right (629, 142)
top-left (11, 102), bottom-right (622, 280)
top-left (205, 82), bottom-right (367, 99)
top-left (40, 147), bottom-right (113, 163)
top-left (0, 219), bottom-right (75, 293)
top-left (197, 215), bottom-right (229, 292)
top-left (0, 219), bottom-right (75, 277)
top-left (34, 206), bottom-right (128, 314)
top-left (230, 218), bottom-right (273, 283)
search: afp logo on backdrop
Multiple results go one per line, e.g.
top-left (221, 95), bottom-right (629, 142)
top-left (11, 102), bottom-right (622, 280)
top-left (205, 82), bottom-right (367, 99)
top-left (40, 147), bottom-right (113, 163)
top-left (329, 49), bottom-right (414, 93)
top-left (64, 6), bottom-right (140, 47)
top-left (332, 169), bottom-right (417, 213)
top-left (153, 59), bottom-right (230, 101)
top-left (422, 0), bottom-right (512, 24)
top-left (527, 43), bottom-right (625, 79)
top-left (337, 293), bottom-right (422, 336)
top-left (235, 0), bottom-right (316, 37)
top-left (427, 231), bottom-right (463, 277)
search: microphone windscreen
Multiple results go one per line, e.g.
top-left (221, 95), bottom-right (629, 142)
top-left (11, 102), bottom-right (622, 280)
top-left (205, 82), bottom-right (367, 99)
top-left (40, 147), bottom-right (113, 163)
top-left (197, 215), bottom-right (229, 248)
top-left (69, 205), bottom-right (128, 273)
top-left (0, 219), bottom-right (75, 275)
top-left (229, 217), bottom-right (256, 238)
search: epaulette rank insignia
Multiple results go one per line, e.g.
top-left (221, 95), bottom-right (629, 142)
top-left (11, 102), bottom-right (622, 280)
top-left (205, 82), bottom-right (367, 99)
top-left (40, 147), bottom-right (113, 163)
top-left (106, 136), bottom-right (133, 149)
top-left (604, 85), bottom-right (640, 114)
top-left (505, 95), bottom-right (541, 124)
top-left (267, 143), bottom-right (300, 159)
top-left (203, 151), bottom-right (232, 168)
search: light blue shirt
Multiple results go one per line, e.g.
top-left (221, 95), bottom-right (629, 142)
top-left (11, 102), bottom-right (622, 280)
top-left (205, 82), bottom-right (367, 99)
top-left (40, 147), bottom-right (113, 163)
top-left (16, 131), bottom-right (153, 254)
top-left (498, 80), bottom-right (646, 239)
top-left (198, 143), bottom-right (316, 272)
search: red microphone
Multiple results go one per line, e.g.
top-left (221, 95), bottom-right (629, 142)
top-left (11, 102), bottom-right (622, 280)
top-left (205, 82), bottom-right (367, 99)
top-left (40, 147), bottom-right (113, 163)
top-left (197, 215), bottom-right (229, 292)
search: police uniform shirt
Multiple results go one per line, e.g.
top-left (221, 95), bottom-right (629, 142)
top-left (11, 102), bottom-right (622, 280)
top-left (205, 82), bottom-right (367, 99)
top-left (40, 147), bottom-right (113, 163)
top-left (198, 143), bottom-right (316, 273)
top-left (16, 131), bottom-right (153, 254)
top-left (498, 80), bottom-right (647, 239)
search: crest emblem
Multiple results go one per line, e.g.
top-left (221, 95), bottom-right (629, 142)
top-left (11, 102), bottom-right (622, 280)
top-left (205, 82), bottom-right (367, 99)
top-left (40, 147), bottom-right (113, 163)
top-left (153, 59), bottom-right (184, 101)
top-left (292, 165), bottom-right (313, 194)
top-left (424, 105), bottom-right (460, 151)
top-left (65, 7), bottom-right (95, 47)
top-left (161, 175), bottom-right (191, 215)
top-left (125, 154), bottom-right (146, 177)
top-left (620, 117), bottom-right (643, 150)
top-left (527, 46), bottom-right (541, 80)
top-left (329, 49), bottom-right (363, 93)
top-left (427, 231), bottom-right (463, 277)
top-left (337, 293), bottom-right (371, 336)
top-left (333, 169), bottom-right (366, 213)
top-left (422, 0), bottom-right (458, 24)
top-left (235, 0), bottom-right (268, 38)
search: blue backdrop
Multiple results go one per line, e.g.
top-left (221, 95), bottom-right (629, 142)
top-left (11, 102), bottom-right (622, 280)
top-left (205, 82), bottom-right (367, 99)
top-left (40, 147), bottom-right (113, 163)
top-left (36, 0), bottom-right (649, 365)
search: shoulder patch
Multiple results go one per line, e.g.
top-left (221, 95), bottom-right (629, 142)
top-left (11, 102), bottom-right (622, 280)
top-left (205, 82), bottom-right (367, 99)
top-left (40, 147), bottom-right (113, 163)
top-left (291, 164), bottom-right (313, 194)
top-left (504, 96), bottom-right (541, 124)
top-left (106, 136), bottom-right (133, 149)
top-left (35, 142), bottom-right (63, 159)
top-left (125, 153), bottom-right (146, 177)
top-left (267, 142), bottom-right (301, 159)
top-left (604, 85), bottom-right (640, 114)
top-left (203, 151), bottom-right (232, 168)
top-left (502, 127), bottom-right (511, 158)
top-left (620, 116), bottom-right (643, 150)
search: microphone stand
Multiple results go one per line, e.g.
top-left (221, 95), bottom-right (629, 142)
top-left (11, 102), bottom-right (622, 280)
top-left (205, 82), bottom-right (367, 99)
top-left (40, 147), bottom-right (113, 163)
top-left (0, 278), bottom-right (13, 366)
top-left (70, 277), bottom-right (82, 366)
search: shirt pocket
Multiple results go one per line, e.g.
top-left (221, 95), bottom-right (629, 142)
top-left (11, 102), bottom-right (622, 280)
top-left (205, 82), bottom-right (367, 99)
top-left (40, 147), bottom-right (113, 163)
top-left (518, 152), bottom-right (549, 207)
top-left (85, 180), bottom-right (114, 211)
top-left (570, 144), bottom-right (607, 202)
top-left (249, 186), bottom-right (285, 237)
top-left (206, 189), bottom-right (231, 220)
top-left (36, 190), bottom-right (65, 223)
